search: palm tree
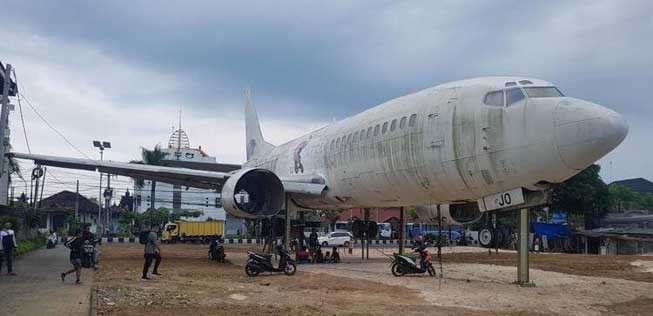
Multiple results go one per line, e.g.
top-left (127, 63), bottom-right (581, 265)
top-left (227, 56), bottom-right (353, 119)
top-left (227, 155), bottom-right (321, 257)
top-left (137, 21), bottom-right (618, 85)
top-left (140, 145), bottom-right (167, 225)
top-left (141, 144), bottom-right (167, 166)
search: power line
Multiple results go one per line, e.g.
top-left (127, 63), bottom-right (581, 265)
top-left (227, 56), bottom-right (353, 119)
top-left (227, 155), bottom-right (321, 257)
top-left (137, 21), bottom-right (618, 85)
top-left (12, 69), bottom-right (31, 154)
top-left (16, 86), bottom-right (93, 160)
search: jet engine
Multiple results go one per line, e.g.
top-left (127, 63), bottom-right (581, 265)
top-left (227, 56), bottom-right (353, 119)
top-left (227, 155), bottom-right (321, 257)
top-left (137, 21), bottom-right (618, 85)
top-left (414, 202), bottom-right (483, 225)
top-left (221, 168), bottom-right (285, 219)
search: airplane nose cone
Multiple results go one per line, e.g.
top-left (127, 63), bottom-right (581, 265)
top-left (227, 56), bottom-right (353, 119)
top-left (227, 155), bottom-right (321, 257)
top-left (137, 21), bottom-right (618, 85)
top-left (555, 100), bottom-right (628, 170)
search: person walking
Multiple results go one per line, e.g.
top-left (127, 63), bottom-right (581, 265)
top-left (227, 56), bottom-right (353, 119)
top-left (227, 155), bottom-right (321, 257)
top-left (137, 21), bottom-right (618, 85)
top-left (142, 224), bottom-right (162, 280)
top-left (61, 229), bottom-right (84, 284)
top-left (0, 222), bottom-right (18, 276)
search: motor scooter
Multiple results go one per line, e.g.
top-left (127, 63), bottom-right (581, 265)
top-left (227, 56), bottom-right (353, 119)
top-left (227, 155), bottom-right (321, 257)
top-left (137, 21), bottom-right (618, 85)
top-left (245, 245), bottom-right (296, 277)
top-left (82, 238), bottom-right (98, 269)
top-left (208, 238), bottom-right (226, 262)
top-left (390, 246), bottom-right (436, 277)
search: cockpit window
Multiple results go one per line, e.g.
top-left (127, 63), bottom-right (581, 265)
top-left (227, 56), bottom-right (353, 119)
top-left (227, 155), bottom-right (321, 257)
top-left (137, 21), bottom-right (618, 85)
top-left (523, 87), bottom-right (564, 98)
top-left (505, 88), bottom-right (526, 106)
top-left (518, 80), bottom-right (533, 85)
top-left (505, 82), bottom-right (517, 87)
top-left (484, 91), bottom-right (504, 107)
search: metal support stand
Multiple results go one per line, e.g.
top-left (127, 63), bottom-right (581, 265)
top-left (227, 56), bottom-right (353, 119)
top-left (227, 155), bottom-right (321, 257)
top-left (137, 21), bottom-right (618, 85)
top-left (364, 208), bottom-right (370, 260)
top-left (399, 206), bottom-right (405, 255)
top-left (284, 193), bottom-right (291, 251)
top-left (515, 207), bottom-right (535, 287)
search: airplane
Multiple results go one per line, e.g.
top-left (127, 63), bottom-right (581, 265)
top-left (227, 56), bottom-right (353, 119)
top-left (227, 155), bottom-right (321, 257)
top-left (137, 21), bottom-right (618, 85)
top-left (9, 76), bottom-right (628, 231)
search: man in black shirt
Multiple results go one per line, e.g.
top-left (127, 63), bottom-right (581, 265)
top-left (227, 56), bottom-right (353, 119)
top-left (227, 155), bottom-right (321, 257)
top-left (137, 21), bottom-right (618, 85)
top-left (61, 229), bottom-right (84, 284)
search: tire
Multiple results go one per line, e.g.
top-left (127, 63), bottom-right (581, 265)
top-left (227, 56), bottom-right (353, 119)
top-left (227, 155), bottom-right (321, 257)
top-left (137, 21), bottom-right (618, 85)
top-left (478, 228), bottom-right (494, 248)
top-left (245, 263), bottom-right (259, 277)
top-left (284, 262), bottom-right (297, 276)
top-left (391, 262), bottom-right (405, 277)
top-left (427, 264), bottom-right (436, 277)
top-left (343, 241), bottom-right (350, 248)
top-left (322, 241), bottom-right (328, 247)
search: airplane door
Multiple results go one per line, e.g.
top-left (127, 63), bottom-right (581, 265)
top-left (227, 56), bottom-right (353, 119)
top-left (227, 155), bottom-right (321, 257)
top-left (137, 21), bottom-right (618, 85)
top-left (425, 88), bottom-right (470, 200)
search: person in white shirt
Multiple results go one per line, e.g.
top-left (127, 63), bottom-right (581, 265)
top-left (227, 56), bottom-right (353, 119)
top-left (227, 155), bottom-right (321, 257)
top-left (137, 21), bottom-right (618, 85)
top-left (0, 222), bottom-right (18, 276)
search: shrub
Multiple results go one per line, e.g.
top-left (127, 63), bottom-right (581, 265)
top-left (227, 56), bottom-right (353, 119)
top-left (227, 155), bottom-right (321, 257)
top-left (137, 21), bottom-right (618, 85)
top-left (15, 235), bottom-right (46, 256)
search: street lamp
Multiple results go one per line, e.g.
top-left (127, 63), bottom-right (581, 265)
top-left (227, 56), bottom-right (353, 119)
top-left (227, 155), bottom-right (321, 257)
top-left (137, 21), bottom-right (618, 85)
top-left (93, 140), bottom-right (111, 239)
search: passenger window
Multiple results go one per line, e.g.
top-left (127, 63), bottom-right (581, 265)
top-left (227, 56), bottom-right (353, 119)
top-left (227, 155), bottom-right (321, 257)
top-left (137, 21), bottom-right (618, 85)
top-left (367, 127), bottom-right (373, 138)
top-left (484, 91), bottom-right (504, 107)
top-left (382, 122), bottom-right (388, 134)
top-left (399, 116), bottom-right (407, 129)
top-left (336, 138), bottom-right (340, 148)
top-left (506, 88), bottom-right (526, 106)
top-left (374, 125), bottom-right (380, 136)
top-left (408, 114), bottom-right (417, 127)
top-left (390, 119), bottom-right (397, 131)
top-left (353, 131), bottom-right (359, 142)
top-left (347, 134), bottom-right (352, 144)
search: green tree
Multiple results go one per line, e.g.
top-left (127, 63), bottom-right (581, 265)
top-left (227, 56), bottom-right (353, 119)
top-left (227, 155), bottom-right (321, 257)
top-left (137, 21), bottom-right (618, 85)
top-left (609, 184), bottom-right (639, 212)
top-left (639, 193), bottom-right (653, 212)
top-left (551, 164), bottom-right (611, 229)
top-left (138, 144), bottom-right (169, 224)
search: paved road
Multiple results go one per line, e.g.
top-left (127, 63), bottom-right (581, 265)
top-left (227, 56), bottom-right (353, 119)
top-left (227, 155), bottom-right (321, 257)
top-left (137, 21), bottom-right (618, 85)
top-left (0, 245), bottom-right (94, 316)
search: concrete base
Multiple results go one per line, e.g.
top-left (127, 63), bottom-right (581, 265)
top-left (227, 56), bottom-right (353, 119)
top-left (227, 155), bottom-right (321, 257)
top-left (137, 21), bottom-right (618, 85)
top-left (513, 281), bottom-right (537, 288)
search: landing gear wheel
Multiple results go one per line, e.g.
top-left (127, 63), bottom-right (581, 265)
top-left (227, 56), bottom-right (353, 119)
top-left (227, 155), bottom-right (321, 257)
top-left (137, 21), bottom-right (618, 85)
top-left (284, 262), bottom-right (297, 276)
top-left (245, 263), bottom-right (259, 277)
top-left (391, 262), bottom-right (405, 277)
top-left (427, 264), bottom-right (436, 277)
top-left (479, 228), bottom-right (494, 248)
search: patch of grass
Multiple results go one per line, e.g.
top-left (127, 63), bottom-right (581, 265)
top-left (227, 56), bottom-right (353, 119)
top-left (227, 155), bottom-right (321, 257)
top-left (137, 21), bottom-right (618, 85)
top-left (15, 236), bottom-right (46, 256)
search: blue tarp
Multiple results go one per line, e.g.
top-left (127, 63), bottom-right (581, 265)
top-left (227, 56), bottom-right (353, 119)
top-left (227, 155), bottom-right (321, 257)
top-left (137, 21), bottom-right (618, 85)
top-left (531, 222), bottom-right (569, 240)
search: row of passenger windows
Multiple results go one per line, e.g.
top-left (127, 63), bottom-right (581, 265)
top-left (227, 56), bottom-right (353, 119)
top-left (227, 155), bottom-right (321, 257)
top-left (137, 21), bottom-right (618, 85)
top-left (330, 114), bottom-right (418, 150)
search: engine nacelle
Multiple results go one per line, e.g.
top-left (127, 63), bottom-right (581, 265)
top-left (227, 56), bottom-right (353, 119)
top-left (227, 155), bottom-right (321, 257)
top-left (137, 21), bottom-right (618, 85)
top-left (221, 168), bottom-right (285, 219)
top-left (414, 202), bottom-right (483, 225)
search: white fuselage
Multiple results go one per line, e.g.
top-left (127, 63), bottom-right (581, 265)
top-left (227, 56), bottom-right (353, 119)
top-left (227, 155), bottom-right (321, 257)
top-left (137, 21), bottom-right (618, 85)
top-left (245, 77), bottom-right (627, 210)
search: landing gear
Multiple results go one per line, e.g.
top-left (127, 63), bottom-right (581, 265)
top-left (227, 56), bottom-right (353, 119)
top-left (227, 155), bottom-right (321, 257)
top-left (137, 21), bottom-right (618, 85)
top-left (478, 228), bottom-right (494, 248)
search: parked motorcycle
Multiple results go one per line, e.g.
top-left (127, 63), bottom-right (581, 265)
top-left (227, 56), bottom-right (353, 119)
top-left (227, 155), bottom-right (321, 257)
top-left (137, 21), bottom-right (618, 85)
top-left (390, 246), bottom-right (436, 277)
top-left (245, 245), bottom-right (296, 277)
top-left (208, 238), bottom-right (226, 262)
top-left (82, 238), bottom-right (98, 269)
top-left (46, 233), bottom-right (58, 249)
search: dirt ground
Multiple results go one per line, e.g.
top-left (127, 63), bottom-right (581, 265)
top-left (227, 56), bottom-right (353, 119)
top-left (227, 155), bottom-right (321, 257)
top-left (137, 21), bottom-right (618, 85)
top-left (94, 244), bottom-right (653, 316)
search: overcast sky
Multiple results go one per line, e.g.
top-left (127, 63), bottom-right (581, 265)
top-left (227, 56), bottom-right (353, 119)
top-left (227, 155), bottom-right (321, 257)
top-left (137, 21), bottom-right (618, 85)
top-left (1, 0), bottom-right (651, 200)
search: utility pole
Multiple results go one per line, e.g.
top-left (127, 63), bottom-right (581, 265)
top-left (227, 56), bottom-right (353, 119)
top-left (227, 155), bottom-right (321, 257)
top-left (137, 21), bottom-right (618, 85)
top-left (75, 180), bottom-right (79, 220)
top-left (0, 63), bottom-right (14, 205)
top-left (38, 167), bottom-right (47, 208)
top-left (104, 174), bottom-right (112, 235)
top-left (150, 180), bottom-right (156, 225)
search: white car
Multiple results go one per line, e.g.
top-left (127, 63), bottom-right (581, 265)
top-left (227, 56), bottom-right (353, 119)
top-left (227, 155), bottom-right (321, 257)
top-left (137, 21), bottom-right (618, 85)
top-left (318, 231), bottom-right (353, 247)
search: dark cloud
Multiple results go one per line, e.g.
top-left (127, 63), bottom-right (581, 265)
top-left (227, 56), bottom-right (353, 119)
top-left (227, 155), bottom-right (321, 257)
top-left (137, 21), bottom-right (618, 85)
top-left (2, 0), bottom-right (651, 180)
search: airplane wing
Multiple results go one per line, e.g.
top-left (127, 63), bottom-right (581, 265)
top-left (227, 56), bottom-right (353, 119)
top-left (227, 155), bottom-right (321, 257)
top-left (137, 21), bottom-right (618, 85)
top-left (8, 152), bottom-right (326, 195)
top-left (9, 152), bottom-right (229, 190)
